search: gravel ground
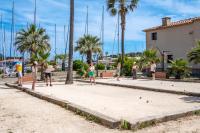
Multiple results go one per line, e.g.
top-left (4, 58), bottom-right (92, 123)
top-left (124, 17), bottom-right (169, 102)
top-left (0, 87), bottom-right (131, 133)
top-left (94, 78), bottom-right (200, 94)
top-left (1, 83), bottom-right (200, 133)
top-left (23, 82), bottom-right (200, 123)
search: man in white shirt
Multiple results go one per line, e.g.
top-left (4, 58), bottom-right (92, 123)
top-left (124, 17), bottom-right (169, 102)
top-left (45, 65), bottom-right (54, 86)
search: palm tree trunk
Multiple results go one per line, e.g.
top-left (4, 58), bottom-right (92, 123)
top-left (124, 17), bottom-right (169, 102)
top-left (121, 11), bottom-right (126, 75)
top-left (40, 64), bottom-right (45, 80)
top-left (65, 0), bottom-right (74, 84)
top-left (86, 51), bottom-right (92, 64)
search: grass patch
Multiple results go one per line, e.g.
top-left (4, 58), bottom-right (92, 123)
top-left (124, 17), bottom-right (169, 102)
top-left (120, 120), bottom-right (131, 130)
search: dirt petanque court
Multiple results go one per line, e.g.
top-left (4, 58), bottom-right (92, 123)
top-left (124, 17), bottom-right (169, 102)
top-left (21, 79), bottom-right (200, 129)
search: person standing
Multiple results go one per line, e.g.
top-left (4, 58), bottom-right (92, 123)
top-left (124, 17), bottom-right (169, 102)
top-left (32, 61), bottom-right (38, 90)
top-left (45, 64), bottom-right (54, 86)
top-left (116, 62), bottom-right (121, 81)
top-left (88, 63), bottom-right (95, 85)
top-left (150, 61), bottom-right (156, 80)
top-left (132, 63), bottom-right (137, 80)
top-left (16, 61), bottom-right (23, 86)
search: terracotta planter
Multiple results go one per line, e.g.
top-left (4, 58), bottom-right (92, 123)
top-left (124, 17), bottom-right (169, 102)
top-left (22, 74), bottom-right (33, 82)
top-left (155, 72), bottom-right (166, 79)
top-left (100, 71), bottom-right (113, 78)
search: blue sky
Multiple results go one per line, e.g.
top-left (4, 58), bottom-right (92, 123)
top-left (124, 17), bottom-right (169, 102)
top-left (0, 0), bottom-right (200, 59)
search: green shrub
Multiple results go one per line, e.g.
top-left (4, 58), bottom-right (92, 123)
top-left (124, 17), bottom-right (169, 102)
top-left (0, 69), bottom-right (3, 75)
top-left (26, 69), bottom-right (32, 73)
top-left (95, 63), bottom-right (105, 70)
top-left (123, 59), bottom-right (134, 76)
top-left (170, 59), bottom-right (190, 79)
top-left (73, 60), bottom-right (88, 71)
top-left (73, 60), bottom-right (89, 77)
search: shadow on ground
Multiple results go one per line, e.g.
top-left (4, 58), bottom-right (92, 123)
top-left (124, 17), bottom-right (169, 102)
top-left (180, 96), bottom-right (200, 103)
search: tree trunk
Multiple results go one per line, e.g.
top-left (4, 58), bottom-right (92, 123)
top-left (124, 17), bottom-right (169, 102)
top-left (86, 51), bottom-right (92, 64)
top-left (121, 10), bottom-right (126, 75)
top-left (65, 0), bottom-right (74, 84)
top-left (40, 64), bottom-right (45, 81)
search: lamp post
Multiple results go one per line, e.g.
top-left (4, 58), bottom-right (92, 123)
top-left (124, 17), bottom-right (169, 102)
top-left (162, 50), bottom-right (171, 71)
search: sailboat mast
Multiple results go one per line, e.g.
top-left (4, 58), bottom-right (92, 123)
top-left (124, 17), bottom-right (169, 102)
top-left (84, 6), bottom-right (88, 35)
top-left (0, 14), bottom-right (3, 59)
top-left (34, 0), bottom-right (37, 25)
top-left (101, 6), bottom-right (104, 56)
top-left (3, 27), bottom-right (7, 70)
top-left (54, 24), bottom-right (57, 59)
top-left (10, 1), bottom-right (14, 58)
top-left (117, 12), bottom-right (120, 56)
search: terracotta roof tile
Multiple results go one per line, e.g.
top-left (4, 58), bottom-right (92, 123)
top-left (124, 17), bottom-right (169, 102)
top-left (143, 17), bottom-right (200, 32)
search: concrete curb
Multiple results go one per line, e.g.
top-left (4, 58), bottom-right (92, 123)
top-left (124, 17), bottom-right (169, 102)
top-left (5, 83), bottom-right (120, 129)
top-left (76, 80), bottom-right (200, 97)
top-left (130, 108), bottom-right (200, 131)
top-left (5, 83), bottom-right (200, 131)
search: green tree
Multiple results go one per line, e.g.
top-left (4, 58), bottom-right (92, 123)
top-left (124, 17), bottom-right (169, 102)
top-left (139, 49), bottom-right (160, 69)
top-left (32, 50), bottom-right (50, 80)
top-left (75, 35), bottom-right (102, 64)
top-left (15, 24), bottom-right (50, 61)
top-left (15, 24), bottom-right (50, 89)
top-left (188, 41), bottom-right (200, 64)
top-left (107, 0), bottom-right (139, 74)
top-left (55, 54), bottom-right (67, 71)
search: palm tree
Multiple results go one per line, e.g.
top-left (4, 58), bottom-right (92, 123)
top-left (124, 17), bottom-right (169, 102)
top-left (37, 51), bottom-right (50, 80)
top-left (170, 59), bottom-right (189, 79)
top-left (55, 54), bottom-right (67, 71)
top-left (107, 0), bottom-right (139, 74)
top-left (66, 0), bottom-right (74, 84)
top-left (188, 41), bottom-right (200, 64)
top-left (75, 35), bottom-right (102, 64)
top-left (15, 24), bottom-right (50, 90)
top-left (15, 24), bottom-right (50, 60)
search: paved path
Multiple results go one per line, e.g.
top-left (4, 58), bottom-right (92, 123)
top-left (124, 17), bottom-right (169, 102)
top-left (90, 78), bottom-right (200, 94)
top-left (23, 82), bottom-right (200, 124)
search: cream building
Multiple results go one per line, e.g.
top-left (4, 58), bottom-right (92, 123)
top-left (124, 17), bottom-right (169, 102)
top-left (143, 17), bottom-right (200, 75)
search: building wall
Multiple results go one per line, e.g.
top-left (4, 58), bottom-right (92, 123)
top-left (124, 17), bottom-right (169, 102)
top-left (146, 21), bottom-right (200, 69)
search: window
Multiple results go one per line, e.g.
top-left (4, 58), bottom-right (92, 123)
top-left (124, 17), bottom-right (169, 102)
top-left (167, 55), bottom-right (173, 63)
top-left (151, 32), bottom-right (157, 40)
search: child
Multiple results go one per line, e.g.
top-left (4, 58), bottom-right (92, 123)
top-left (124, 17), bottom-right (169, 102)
top-left (150, 61), bottom-right (156, 80)
top-left (116, 63), bottom-right (121, 81)
top-left (32, 61), bottom-right (38, 90)
top-left (88, 63), bottom-right (95, 84)
top-left (16, 61), bottom-right (23, 86)
top-left (132, 63), bottom-right (137, 80)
